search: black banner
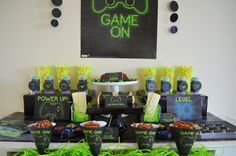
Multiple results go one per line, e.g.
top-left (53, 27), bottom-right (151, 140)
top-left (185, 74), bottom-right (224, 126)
top-left (81, 0), bottom-right (158, 58)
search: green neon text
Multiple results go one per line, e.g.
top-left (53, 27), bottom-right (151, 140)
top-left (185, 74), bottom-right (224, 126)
top-left (101, 14), bottom-right (138, 38)
top-left (101, 14), bottom-right (138, 26)
top-left (91, 0), bottom-right (150, 39)
top-left (110, 26), bottom-right (130, 38)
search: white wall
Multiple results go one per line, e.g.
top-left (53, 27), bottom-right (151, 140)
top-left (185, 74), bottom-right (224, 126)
top-left (0, 0), bottom-right (235, 119)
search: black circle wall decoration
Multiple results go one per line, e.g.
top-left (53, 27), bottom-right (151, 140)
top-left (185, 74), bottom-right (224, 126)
top-left (52, 8), bottom-right (62, 18)
top-left (51, 0), bottom-right (63, 6)
top-left (170, 26), bottom-right (178, 34)
top-left (170, 1), bottom-right (179, 12)
top-left (170, 13), bottom-right (178, 23)
top-left (51, 19), bottom-right (59, 27)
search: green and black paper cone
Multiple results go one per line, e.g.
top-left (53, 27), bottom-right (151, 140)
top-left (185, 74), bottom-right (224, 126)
top-left (29, 125), bottom-right (53, 155)
top-left (172, 128), bottom-right (200, 156)
top-left (131, 123), bottom-right (158, 150)
top-left (80, 121), bottom-right (106, 156)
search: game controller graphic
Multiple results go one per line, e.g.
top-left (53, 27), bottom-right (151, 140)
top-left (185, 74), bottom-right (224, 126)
top-left (40, 103), bottom-right (64, 120)
top-left (92, 0), bottom-right (149, 15)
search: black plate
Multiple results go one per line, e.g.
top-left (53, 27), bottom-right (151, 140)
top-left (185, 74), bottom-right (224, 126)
top-left (170, 1), bottom-right (179, 12)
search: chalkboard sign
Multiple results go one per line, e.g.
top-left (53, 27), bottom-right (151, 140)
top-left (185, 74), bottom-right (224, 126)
top-left (81, 0), bottom-right (158, 58)
top-left (34, 94), bottom-right (71, 121)
top-left (102, 127), bottom-right (119, 142)
top-left (159, 113), bottom-right (175, 123)
top-left (167, 95), bottom-right (202, 120)
top-left (105, 95), bottom-right (128, 108)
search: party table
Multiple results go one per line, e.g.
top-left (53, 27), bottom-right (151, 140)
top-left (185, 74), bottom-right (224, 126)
top-left (0, 112), bottom-right (236, 156)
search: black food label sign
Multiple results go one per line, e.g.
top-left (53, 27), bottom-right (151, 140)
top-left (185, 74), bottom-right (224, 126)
top-left (34, 94), bottom-right (71, 121)
top-left (167, 95), bottom-right (202, 120)
top-left (105, 95), bottom-right (128, 108)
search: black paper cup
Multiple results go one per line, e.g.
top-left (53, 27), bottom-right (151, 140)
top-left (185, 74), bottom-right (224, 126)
top-left (172, 128), bottom-right (200, 156)
top-left (131, 123), bottom-right (158, 150)
top-left (80, 121), bottom-right (107, 156)
top-left (29, 126), bottom-right (53, 155)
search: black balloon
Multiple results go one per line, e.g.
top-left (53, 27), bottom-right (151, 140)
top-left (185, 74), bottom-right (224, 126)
top-left (51, 19), bottom-right (59, 27)
top-left (51, 0), bottom-right (63, 6)
top-left (170, 13), bottom-right (178, 23)
top-left (52, 8), bottom-right (62, 18)
top-left (170, 26), bottom-right (178, 34)
top-left (170, 1), bottom-right (179, 12)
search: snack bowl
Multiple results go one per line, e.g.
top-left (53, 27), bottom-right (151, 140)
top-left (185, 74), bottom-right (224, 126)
top-left (131, 123), bottom-right (159, 150)
top-left (80, 121), bottom-right (107, 156)
top-left (80, 121), bottom-right (107, 128)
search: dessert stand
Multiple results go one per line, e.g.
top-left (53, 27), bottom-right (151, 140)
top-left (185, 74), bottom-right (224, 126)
top-left (92, 80), bottom-right (138, 93)
top-left (92, 80), bottom-right (139, 132)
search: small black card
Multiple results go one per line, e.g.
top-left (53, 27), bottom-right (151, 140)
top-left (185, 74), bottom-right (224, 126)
top-left (105, 95), bottom-right (128, 108)
top-left (104, 72), bottom-right (123, 81)
top-left (102, 127), bottom-right (119, 142)
top-left (34, 94), bottom-right (71, 121)
top-left (159, 113), bottom-right (175, 123)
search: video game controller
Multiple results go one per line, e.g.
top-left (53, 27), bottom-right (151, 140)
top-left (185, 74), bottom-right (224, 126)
top-left (92, 0), bottom-right (149, 15)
